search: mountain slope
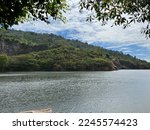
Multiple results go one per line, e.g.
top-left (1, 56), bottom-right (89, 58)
top-left (0, 29), bottom-right (150, 72)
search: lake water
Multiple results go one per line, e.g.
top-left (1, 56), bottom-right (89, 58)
top-left (0, 70), bottom-right (150, 113)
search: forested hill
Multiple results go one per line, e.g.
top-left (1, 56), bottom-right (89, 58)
top-left (0, 29), bottom-right (150, 72)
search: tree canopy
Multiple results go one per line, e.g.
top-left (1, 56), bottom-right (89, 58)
top-left (0, 0), bottom-right (68, 28)
top-left (80, 0), bottom-right (150, 38)
top-left (0, 0), bottom-right (150, 37)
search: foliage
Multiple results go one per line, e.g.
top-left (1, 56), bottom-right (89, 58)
top-left (0, 0), bottom-right (150, 38)
top-left (0, 30), bottom-right (150, 72)
top-left (8, 55), bottom-right (39, 71)
top-left (5, 44), bottom-right (150, 72)
top-left (0, 0), bottom-right (150, 37)
top-left (0, 54), bottom-right (8, 71)
top-left (0, 0), bottom-right (68, 29)
top-left (0, 29), bottom-right (96, 48)
top-left (80, 0), bottom-right (150, 38)
top-left (7, 46), bottom-right (114, 71)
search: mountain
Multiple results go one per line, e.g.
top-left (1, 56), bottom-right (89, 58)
top-left (0, 29), bottom-right (150, 72)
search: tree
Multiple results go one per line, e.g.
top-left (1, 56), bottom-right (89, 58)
top-left (79, 0), bottom-right (150, 38)
top-left (0, 0), bottom-right (150, 38)
top-left (0, 54), bottom-right (8, 72)
top-left (0, 0), bottom-right (68, 28)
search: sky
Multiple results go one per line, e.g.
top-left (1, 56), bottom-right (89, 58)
top-left (12, 0), bottom-right (150, 61)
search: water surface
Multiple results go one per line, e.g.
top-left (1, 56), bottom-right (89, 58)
top-left (0, 70), bottom-right (150, 113)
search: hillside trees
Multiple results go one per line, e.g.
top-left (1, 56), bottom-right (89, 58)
top-left (0, 30), bottom-right (150, 72)
top-left (0, 54), bottom-right (8, 71)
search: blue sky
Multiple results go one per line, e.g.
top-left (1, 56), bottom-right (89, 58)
top-left (12, 0), bottom-right (150, 61)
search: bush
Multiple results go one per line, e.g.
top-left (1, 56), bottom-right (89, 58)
top-left (0, 54), bottom-right (8, 72)
top-left (8, 55), bottom-right (39, 71)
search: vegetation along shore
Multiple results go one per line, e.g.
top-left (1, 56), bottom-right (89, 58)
top-left (0, 30), bottom-right (150, 72)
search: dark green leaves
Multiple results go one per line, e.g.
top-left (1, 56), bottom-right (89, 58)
top-left (0, 0), bottom-right (68, 29)
top-left (0, 0), bottom-right (150, 38)
top-left (79, 0), bottom-right (150, 38)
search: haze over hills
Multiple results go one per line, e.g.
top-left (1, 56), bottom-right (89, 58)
top-left (0, 29), bottom-right (150, 72)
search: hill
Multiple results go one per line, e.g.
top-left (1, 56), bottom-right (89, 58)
top-left (0, 29), bottom-right (150, 72)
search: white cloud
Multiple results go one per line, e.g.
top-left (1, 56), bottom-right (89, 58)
top-left (12, 0), bottom-right (150, 60)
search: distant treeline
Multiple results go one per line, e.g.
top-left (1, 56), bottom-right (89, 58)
top-left (0, 30), bottom-right (150, 72)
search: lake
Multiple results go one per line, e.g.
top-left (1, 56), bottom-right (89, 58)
top-left (0, 70), bottom-right (150, 113)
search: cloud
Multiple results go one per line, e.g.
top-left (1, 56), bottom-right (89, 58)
top-left (12, 0), bottom-right (150, 61)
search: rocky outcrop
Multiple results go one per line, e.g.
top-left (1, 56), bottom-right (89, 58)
top-left (112, 59), bottom-right (140, 69)
top-left (112, 59), bottom-right (124, 69)
top-left (0, 39), bottom-right (48, 55)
